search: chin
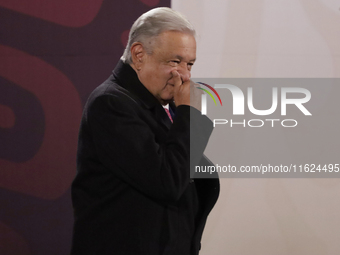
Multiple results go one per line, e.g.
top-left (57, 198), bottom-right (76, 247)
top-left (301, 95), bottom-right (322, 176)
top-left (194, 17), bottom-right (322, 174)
top-left (160, 97), bottom-right (174, 105)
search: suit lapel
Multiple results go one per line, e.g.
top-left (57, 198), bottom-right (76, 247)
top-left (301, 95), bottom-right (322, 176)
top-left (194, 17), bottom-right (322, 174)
top-left (112, 60), bottom-right (176, 131)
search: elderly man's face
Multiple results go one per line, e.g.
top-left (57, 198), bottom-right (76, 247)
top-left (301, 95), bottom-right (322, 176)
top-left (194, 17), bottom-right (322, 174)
top-left (136, 31), bottom-right (196, 105)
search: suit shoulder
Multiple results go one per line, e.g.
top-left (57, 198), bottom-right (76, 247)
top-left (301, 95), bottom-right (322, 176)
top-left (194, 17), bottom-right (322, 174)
top-left (86, 75), bottom-right (137, 110)
top-left (91, 75), bottom-right (129, 98)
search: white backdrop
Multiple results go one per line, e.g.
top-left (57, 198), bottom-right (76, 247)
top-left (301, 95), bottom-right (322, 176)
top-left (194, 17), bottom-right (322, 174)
top-left (172, 1), bottom-right (340, 254)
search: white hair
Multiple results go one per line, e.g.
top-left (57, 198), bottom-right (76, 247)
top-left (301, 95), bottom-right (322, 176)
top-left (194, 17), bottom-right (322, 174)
top-left (121, 7), bottom-right (196, 64)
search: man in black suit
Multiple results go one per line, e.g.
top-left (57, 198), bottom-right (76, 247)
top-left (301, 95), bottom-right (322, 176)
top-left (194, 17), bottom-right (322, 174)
top-left (71, 7), bottom-right (219, 255)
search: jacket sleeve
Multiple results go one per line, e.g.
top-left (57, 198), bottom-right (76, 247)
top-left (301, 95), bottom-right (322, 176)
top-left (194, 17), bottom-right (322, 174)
top-left (85, 92), bottom-right (213, 203)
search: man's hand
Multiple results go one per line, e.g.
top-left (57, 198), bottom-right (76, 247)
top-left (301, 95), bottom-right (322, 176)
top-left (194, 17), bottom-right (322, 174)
top-left (172, 71), bottom-right (202, 111)
top-left (189, 80), bottom-right (203, 111)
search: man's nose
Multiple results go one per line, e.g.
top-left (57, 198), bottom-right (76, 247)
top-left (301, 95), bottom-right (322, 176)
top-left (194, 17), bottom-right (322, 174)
top-left (178, 65), bottom-right (191, 83)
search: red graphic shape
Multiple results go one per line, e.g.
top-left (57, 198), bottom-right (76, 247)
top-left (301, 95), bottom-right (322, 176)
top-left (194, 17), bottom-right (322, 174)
top-left (121, 29), bottom-right (130, 48)
top-left (139, 0), bottom-right (160, 7)
top-left (0, 105), bottom-right (15, 128)
top-left (0, 0), bottom-right (104, 27)
top-left (0, 45), bottom-right (82, 199)
top-left (0, 222), bottom-right (31, 255)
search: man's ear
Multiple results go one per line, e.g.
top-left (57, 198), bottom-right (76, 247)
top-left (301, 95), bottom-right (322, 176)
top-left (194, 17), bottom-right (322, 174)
top-left (130, 42), bottom-right (145, 70)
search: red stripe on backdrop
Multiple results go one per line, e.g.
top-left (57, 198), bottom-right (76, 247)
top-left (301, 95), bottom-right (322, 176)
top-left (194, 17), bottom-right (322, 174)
top-left (0, 45), bottom-right (82, 199)
top-left (0, 0), bottom-right (104, 27)
top-left (0, 105), bottom-right (15, 128)
top-left (0, 222), bottom-right (31, 255)
top-left (139, 0), bottom-right (160, 7)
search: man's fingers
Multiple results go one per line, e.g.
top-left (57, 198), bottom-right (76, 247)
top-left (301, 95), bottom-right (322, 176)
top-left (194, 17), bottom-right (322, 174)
top-left (189, 80), bottom-right (204, 99)
top-left (190, 80), bottom-right (202, 111)
top-left (172, 71), bottom-right (191, 106)
top-left (190, 80), bottom-right (203, 93)
top-left (171, 70), bottom-right (182, 88)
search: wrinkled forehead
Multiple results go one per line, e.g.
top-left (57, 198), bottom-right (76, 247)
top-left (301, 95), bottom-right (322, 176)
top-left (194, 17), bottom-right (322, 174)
top-left (152, 31), bottom-right (196, 55)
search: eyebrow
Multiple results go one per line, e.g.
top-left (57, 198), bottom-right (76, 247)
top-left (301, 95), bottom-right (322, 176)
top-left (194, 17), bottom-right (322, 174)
top-left (175, 55), bottom-right (196, 62)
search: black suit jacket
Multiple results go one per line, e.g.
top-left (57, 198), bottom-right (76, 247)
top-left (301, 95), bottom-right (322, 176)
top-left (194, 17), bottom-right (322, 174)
top-left (71, 60), bottom-right (219, 255)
